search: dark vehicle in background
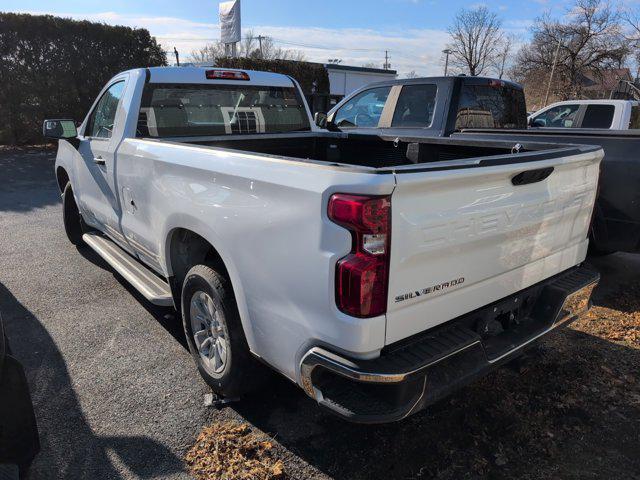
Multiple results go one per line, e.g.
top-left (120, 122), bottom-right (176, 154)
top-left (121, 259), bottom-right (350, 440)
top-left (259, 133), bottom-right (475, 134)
top-left (316, 75), bottom-right (640, 255)
top-left (0, 314), bottom-right (39, 479)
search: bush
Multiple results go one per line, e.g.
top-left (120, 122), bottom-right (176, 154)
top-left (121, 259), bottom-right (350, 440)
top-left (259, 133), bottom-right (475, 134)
top-left (214, 57), bottom-right (330, 95)
top-left (0, 13), bottom-right (166, 145)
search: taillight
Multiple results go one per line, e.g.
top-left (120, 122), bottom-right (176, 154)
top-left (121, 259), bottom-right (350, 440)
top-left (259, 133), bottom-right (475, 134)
top-left (205, 69), bottom-right (250, 81)
top-left (328, 194), bottom-right (391, 318)
top-left (488, 79), bottom-right (506, 88)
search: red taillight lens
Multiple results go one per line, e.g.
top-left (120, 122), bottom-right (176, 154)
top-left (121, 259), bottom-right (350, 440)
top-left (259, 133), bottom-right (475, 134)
top-left (205, 69), bottom-right (250, 81)
top-left (488, 79), bottom-right (506, 88)
top-left (328, 194), bottom-right (391, 318)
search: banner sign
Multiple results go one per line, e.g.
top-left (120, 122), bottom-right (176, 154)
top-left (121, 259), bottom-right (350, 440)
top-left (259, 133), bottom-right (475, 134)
top-left (219, 0), bottom-right (241, 44)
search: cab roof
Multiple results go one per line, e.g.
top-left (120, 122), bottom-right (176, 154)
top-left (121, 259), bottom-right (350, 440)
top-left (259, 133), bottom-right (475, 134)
top-left (143, 66), bottom-right (297, 88)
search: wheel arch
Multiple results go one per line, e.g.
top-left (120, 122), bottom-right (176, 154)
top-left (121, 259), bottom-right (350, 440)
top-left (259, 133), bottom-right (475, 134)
top-left (162, 223), bottom-right (256, 351)
top-left (56, 166), bottom-right (70, 194)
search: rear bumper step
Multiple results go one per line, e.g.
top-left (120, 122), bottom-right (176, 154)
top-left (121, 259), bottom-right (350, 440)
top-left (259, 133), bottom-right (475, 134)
top-left (82, 233), bottom-right (173, 306)
top-left (300, 265), bottom-right (599, 423)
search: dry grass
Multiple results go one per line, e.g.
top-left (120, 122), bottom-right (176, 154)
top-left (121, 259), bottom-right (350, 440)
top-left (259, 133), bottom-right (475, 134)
top-left (185, 422), bottom-right (287, 480)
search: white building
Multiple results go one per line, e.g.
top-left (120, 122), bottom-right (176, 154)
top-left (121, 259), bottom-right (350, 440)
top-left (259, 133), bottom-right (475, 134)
top-left (324, 64), bottom-right (398, 97)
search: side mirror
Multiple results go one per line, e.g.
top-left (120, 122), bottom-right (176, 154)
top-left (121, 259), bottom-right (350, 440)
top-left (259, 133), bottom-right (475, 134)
top-left (314, 112), bottom-right (328, 129)
top-left (529, 118), bottom-right (544, 128)
top-left (42, 119), bottom-right (77, 139)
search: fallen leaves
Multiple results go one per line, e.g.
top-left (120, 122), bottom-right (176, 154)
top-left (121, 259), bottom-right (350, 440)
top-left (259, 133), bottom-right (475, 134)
top-left (185, 422), bottom-right (287, 480)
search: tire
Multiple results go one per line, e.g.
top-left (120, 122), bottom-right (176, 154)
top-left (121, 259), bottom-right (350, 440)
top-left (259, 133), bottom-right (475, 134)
top-left (181, 264), bottom-right (256, 397)
top-left (62, 182), bottom-right (84, 246)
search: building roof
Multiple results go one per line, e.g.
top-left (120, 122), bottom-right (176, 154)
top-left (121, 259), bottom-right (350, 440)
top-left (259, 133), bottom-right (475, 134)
top-left (581, 68), bottom-right (633, 92)
top-left (322, 63), bottom-right (397, 75)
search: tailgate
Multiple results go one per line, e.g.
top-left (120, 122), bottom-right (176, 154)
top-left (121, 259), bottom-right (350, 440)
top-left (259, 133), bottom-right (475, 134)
top-left (385, 148), bottom-right (602, 344)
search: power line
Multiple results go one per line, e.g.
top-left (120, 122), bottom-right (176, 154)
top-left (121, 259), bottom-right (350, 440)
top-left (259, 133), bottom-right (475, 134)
top-left (155, 35), bottom-right (385, 53)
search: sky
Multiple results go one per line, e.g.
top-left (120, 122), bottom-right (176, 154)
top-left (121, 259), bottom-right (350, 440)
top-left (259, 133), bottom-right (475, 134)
top-left (0, 0), bottom-right (621, 76)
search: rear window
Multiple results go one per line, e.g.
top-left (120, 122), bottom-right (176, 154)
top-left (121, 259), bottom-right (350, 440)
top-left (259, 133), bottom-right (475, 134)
top-left (581, 104), bottom-right (615, 129)
top-left (392, 84), bottom-right (438, 127)
top-left (137, 83), bottom-right (310, 137)
top-left (455, 83), bottom-right (527, 130)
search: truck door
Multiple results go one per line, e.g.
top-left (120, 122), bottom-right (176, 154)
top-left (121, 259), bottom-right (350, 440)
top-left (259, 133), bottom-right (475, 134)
top-left (75, 77), bottom-right (130, 251)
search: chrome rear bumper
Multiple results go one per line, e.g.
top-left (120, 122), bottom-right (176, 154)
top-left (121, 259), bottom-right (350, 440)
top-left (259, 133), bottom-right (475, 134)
top-left (300, 265), bottom-right (599, 423)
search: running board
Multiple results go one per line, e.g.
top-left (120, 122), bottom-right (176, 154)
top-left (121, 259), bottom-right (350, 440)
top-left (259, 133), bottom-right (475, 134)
top-left (82, 233), bottom-right (173, 306)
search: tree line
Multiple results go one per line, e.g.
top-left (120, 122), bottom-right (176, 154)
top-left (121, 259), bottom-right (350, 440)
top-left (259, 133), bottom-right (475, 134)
top-left (444, 0), bottom-right (639, 106)
top-left (0, 13), bottom-right (166, 145)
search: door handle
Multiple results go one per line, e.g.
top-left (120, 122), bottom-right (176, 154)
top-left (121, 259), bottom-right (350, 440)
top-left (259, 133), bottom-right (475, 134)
top-left (511, 167), bottom-right (554, 186)
top-left (93, 156), bottom-right (106, 166)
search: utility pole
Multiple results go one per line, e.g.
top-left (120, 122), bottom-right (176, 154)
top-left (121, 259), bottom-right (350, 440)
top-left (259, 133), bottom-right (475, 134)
top-left (173, 47), bottom-right (180, 66)
top-left (383, 50), bottom-right (391, 70)
top-left (442, 48), bottom-right (452, 76)
top-left (544, 39), bottom-right (562, 107)
top-left (257, 35), bottom-right (265, 58)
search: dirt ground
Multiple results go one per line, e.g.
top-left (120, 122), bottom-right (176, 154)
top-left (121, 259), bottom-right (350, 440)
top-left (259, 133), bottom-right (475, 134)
top-left (187, 254), bottom-right (640, 480)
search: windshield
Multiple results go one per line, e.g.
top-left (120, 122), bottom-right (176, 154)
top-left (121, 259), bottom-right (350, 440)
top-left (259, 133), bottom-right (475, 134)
top-left (455, 83), bottom-right (527, 130)
top-left (137, 83), bottom-right (310, 137)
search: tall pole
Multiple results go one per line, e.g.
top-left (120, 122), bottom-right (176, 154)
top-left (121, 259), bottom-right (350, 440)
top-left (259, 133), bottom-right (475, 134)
top-left (544, 39), bottom-right (562, 107)
top-left (383, 50), bottom-right (390, 70)
top-left (257, 35), bottom-right (264, 59)
top-left (442, 49), bottom-right (452, 76)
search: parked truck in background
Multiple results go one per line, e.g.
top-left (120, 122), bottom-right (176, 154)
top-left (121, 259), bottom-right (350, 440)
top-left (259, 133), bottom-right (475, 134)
top-left (44, 67), bottom-right (601, 423)
top-left (319, 76), bottom-right (640, 255)
top-left (528, 99), bottom-right (640, 130)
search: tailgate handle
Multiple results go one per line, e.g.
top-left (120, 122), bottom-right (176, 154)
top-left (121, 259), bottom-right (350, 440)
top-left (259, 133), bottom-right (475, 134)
top-left (511, 167), bottom-right (554, 186)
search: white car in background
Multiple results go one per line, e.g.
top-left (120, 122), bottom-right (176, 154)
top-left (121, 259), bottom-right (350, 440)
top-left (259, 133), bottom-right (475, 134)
top-left (528, 99), bottom-right (640, 130)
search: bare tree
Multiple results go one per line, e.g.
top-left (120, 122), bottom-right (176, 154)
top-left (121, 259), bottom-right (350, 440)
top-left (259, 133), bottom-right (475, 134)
top-left (362, 62), bottom-right (380, 69)
top-left (493, 34), bottom-right (516, 79)
top-left (446, 7), bottom-right (504, 76)
top-left (405, 70), bottom-right (419, 78)
top-left (514, 0), bottom-right (628, 101)
top-left (188, 30), bottom-right (305, 63)
top-left (623, 9), bottom-right (640, 77)
top-left (189, 43), bottom-right (225, 64)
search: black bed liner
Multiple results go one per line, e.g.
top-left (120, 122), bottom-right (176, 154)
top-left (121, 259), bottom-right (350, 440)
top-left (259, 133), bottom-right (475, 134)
top-left (142, 131), bottom-right (600, 173)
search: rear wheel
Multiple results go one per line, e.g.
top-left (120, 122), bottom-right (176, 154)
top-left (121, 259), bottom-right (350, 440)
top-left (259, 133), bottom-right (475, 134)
top-left (62, 182), bottom-right (84, 246)
top-left (181, 264), bottom-right (256, 397)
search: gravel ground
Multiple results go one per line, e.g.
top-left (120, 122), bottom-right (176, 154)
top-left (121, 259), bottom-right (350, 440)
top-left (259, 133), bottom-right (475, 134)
top-left (1, 147), bottom-right (638, 480)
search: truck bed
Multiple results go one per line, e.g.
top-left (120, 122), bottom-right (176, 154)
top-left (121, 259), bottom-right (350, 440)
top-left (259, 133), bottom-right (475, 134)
top-left (159, 131), bottom-right (595, 171)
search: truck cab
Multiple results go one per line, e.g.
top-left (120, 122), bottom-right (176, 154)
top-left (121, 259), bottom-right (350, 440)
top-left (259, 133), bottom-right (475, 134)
top-left (528, 100), bottom-right (640, 130)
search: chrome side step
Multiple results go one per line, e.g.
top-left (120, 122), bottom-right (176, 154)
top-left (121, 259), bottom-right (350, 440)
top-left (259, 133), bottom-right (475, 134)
top-left (82, 233), bottom-right (173, 306)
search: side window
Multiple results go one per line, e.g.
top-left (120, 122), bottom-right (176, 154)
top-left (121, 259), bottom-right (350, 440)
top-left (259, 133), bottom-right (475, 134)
top-left (87, 81), bottom-right (125, 138)
top-left (333, 86), bottom-right (391, 128)
top-left (392, 84), bottom-right (437, 127)
top-left (532, 104), bottom-right (580, 128)
top-left (580, 104), bottom-right (615, 129)
top-left (630, 106), bottom-right (640, 129)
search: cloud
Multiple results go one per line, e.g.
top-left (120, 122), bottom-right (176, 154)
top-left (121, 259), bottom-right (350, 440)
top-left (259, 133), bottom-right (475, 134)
top-left (17, 10), bottom-right (452, 77)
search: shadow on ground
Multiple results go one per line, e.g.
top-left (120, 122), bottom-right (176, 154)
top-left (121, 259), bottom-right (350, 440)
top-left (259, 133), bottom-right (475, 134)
top-left (0, 283), bottom-right (186, 479)
top-left (80, 246), bottom-right (640, 479)
top-left (228, 263), bottom-right (640, 480)
top-left (75, 245), bottom-right (188, 350)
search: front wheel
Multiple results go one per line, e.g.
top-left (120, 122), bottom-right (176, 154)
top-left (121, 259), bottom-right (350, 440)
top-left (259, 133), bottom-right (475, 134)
top-left (62, 182), bottom-right (84, 245)
top-left (181, 264), bottom-right (256, 397)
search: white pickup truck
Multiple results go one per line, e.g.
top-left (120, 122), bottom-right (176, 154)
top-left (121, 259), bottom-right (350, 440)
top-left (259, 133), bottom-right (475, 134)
top-left (529, 99), bottom-right (640, 130)
top-left (44, 67), bottom-right (602, 423)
